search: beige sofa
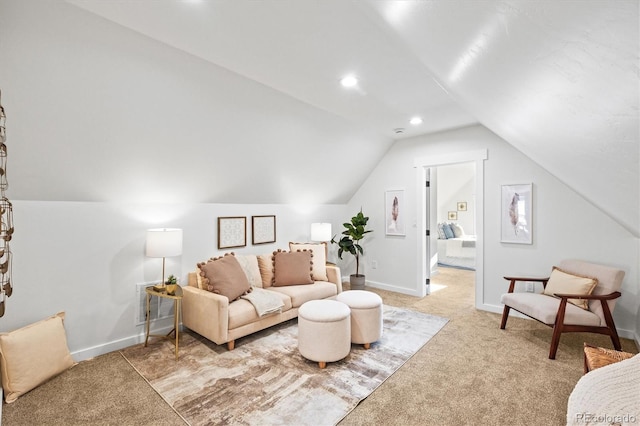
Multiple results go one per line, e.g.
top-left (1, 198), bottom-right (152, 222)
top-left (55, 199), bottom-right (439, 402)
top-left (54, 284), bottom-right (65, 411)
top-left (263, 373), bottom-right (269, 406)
top-left (182, 251), bottom-right (342, 350)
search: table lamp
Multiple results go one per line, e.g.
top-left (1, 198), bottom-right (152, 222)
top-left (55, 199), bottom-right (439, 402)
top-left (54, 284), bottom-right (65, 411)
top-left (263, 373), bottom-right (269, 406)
top-left (146, 228), bottom-right (183, 292)
top-left (310, 222), bottom-right (332, 259)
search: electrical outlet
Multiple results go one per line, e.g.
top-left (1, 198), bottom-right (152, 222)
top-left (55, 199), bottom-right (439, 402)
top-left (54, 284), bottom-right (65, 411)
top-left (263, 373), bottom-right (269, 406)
top-left (526, 282), bottom-right (534, 292)
top-left (371, 260), bottom-right (378, 269)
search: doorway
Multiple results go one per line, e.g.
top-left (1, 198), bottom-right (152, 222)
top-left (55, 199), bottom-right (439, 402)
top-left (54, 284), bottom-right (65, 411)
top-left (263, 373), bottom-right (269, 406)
top-left (414, 149), bottom-right (486, 308)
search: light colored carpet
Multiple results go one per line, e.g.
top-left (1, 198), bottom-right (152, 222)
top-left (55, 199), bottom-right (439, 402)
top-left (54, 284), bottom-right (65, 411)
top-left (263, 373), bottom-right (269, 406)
top-left (120, 305), bottom-right (448, 426)
top-left (3, 267), bottom-right (637, 425)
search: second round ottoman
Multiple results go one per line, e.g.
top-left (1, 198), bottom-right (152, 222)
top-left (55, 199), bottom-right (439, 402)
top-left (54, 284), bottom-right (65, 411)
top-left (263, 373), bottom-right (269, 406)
top-left (336, 290), bottom-right (383, 349)
top-left (298, 300), bottom-right (351, 369)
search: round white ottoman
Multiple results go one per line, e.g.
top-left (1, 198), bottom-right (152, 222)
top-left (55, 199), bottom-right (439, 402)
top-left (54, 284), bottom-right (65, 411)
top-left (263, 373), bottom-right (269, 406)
top-left (336, 290), bottom-right (383, 349)
top-left (298, 300), bottom-right (351, 369)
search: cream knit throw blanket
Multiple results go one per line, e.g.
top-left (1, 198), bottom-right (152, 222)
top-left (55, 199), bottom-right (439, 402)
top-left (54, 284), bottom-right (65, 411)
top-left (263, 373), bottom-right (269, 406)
top-left (566, 353), bottom-right (639, 425)
top-left (240, 287), bottom-right (284, 317)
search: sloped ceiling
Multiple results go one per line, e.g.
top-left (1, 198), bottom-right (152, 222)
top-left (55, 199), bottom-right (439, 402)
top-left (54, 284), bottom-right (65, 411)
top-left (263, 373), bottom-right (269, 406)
top-left (2, 1), bottom-right (638, 236)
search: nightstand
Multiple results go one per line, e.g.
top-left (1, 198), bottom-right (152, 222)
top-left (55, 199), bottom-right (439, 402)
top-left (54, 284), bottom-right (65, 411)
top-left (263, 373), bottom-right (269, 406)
top-left (144, 285), bottom-right (183, 360)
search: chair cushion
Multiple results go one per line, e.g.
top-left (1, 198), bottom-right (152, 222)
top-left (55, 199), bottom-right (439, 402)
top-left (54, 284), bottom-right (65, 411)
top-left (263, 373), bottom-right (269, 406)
top-left (543, 267), bottom-right (597, 310)
top-left (501, 293), bottom-right (601, 326)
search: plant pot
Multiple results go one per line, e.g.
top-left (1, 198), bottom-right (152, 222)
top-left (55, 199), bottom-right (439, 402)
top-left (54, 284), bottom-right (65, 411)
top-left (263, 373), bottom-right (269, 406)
top-left (350, 274), bottom-right (366, 291)
top-left (166, 284), bottom-right (178, 295)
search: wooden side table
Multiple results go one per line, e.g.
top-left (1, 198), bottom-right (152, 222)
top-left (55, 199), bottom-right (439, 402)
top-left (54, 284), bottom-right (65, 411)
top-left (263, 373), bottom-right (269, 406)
top-left (145, 285), bottom-right (183, 360)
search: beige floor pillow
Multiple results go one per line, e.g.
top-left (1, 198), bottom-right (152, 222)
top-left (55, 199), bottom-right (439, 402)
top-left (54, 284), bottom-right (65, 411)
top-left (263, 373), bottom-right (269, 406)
top-left (0, 312), bottom-right (76, 403)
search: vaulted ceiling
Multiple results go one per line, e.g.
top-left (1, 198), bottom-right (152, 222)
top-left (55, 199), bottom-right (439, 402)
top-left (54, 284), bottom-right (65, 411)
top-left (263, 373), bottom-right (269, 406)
top-left (2, 1), bottom-right (638, 235)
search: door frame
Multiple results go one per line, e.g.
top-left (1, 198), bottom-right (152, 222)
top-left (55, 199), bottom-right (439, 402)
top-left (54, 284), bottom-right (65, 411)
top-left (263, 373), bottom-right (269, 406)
top-left (414, 149), bottom-right (487, 307)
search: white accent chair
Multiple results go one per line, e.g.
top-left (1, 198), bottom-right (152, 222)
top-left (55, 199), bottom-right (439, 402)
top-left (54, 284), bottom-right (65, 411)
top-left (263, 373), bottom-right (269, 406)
top-left (500, 259), bottom-right (625, 359)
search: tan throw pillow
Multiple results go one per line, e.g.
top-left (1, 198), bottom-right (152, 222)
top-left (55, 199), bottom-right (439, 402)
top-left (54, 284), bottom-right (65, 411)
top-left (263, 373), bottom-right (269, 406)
top-left (0, 312), bottom-right (76, 403)
top-left (543, 266), bottom-right (598, 310)
top-left (289, 242), bottom-right (328, 281)
top-left (198, 254), bottom-right (252, 301)
top-left (257, 254), bottom-right (275, 288)
top-left (272, 249), bottom-right (314, 287)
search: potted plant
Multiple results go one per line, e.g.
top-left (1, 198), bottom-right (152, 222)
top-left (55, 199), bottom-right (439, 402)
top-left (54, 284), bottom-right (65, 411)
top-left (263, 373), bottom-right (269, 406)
top-left (165, 274), bottom-right (178, 295)
top-left (332, 209), bottom-right (372, 290)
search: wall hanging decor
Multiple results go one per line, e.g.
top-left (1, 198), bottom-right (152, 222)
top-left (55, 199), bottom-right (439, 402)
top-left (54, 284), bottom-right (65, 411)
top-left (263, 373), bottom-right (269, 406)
top-left (448, 211), bottom-right (458, 221)
top-left (0, 90), bottom-right (14, 317)
top-left (252, 215), bottom-right (276, 245)
top-left (385, 189), bottom-right (405, 236)
top-left (457, 201), bottom-right (467, 211)
top-left (218, 216), bottom-right (246, 249)
top-left (501, 183), bottom-right (533, 244)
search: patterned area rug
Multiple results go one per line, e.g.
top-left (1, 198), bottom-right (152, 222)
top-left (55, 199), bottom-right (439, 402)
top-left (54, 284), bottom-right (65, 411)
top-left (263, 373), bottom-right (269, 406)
top-left (121, 305), bottom-right (448, 426)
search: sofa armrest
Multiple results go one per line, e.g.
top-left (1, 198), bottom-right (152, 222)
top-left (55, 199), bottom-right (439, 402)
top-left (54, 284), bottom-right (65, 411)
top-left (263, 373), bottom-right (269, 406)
top-left (326, 265), bottom-right (343, 293)
top-left (182, 286), bottom-right (230, 345)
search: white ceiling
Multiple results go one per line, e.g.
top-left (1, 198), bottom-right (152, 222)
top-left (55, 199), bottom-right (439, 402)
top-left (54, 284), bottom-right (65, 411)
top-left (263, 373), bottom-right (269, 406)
top-left (66, 0), bottom-right (478, 139)
top-left (6, 0), bottom-right (639, 236)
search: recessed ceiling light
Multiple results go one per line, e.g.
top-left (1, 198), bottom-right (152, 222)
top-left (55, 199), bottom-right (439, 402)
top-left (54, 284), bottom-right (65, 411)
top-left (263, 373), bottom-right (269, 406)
top-left (410, 117), bottom-right (423, 125)
top-left (340, 75), bottom-right (358, 88)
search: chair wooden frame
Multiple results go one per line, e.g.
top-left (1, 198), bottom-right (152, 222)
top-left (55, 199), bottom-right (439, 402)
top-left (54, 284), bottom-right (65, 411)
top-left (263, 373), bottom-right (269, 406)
top-left (500, 276), bottom-right (622, 359)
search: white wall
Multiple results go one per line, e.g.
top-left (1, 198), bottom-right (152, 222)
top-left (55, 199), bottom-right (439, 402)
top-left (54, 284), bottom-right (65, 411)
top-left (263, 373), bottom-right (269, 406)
top-left (345, 125), bottom-right (639, 339)
top-left (436, 162), bottom-right (475, 235)
top-left (3, 201), bottom-right (346, 360)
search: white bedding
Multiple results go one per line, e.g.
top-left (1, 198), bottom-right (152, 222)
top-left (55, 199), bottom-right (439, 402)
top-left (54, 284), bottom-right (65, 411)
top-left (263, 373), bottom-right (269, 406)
top-left (437, 236), bottom-right (476, 269)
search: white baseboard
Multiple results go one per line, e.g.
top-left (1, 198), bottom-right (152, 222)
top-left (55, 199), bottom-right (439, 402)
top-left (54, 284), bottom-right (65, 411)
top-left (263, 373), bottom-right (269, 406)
top-left (342, 276), bottom-right (422, 297)
top-left (71, 324), bottom-right (176, 362)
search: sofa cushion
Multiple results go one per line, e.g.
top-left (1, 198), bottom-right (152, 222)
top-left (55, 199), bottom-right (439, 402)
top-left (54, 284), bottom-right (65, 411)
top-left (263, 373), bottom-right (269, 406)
top-left (228, 292), bottom-right (293, 330)
top-left (257, 254), bottom-right (274, 288)
top-left (235, 254), bottom-right (262, 288)
top-left (0, 312), bottom-right (76, 403)
top-left (289, 242), bottom-right (328, 281)
top-left (272, 250), bottom-right (314, 287)
top-left (198, 254), bottom-right (252, 302)
top-left (543, 266), bottom-right (598, 310)
top-left (269, 281), bottom-right (338, 308)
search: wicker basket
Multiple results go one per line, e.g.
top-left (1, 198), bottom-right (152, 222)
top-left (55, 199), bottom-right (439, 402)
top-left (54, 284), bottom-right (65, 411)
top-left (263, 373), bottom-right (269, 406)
top-left (583, 343), bottom-right (636, 373)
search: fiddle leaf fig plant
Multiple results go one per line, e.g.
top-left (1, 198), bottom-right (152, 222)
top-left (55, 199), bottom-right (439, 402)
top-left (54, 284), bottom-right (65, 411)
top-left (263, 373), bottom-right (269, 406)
top-left (332, 209), bottom-right (372, 277)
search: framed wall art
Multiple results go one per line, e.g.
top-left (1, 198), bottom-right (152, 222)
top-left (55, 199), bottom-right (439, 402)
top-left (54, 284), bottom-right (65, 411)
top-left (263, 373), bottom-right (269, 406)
top-left (448, 211), bottom-right (458, 221)
top-left (457, 201), bottom-right (467, 211)
top-left (252, 215), bottom-right (276, 245)
top-left (385, 189), bottom-right (405, 236)
top-left (218, 216), bottom-right (247, 249)
top-left (501, 183), bottom-right (533, 244)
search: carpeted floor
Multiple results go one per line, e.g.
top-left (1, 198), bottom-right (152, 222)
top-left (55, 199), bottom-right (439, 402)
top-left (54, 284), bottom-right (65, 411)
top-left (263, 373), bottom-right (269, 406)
top-left (120, 306), bottom-right (447, 425)
top-left (2, 267), bottom-right (637, 425)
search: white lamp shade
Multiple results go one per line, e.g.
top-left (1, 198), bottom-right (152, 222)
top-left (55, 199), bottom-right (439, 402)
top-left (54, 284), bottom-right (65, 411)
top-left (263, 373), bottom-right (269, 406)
top-left (146, 228), bottom-right (183, 258)
top-left (310, 223), bottom-right (332, 242)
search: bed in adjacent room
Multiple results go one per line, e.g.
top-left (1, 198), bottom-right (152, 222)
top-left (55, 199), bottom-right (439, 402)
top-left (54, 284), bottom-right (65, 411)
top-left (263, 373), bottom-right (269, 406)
top-left (436, 222), bottom-right (476, 270)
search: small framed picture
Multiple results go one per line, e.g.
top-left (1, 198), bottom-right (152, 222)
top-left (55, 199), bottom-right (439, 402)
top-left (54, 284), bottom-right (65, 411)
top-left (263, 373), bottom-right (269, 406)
top-left (385, 189), bottom-right (405, 236)
top-left (501, 183), bottom-right (533, 244)
top-left (457, 202), bottom-right (467, 211)
top-left (218, 217), bottom-right (246, 249)
top-left (448, 211), bottom-right (458, 221)
top-left (252, 215), bottom-right (276, 245)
